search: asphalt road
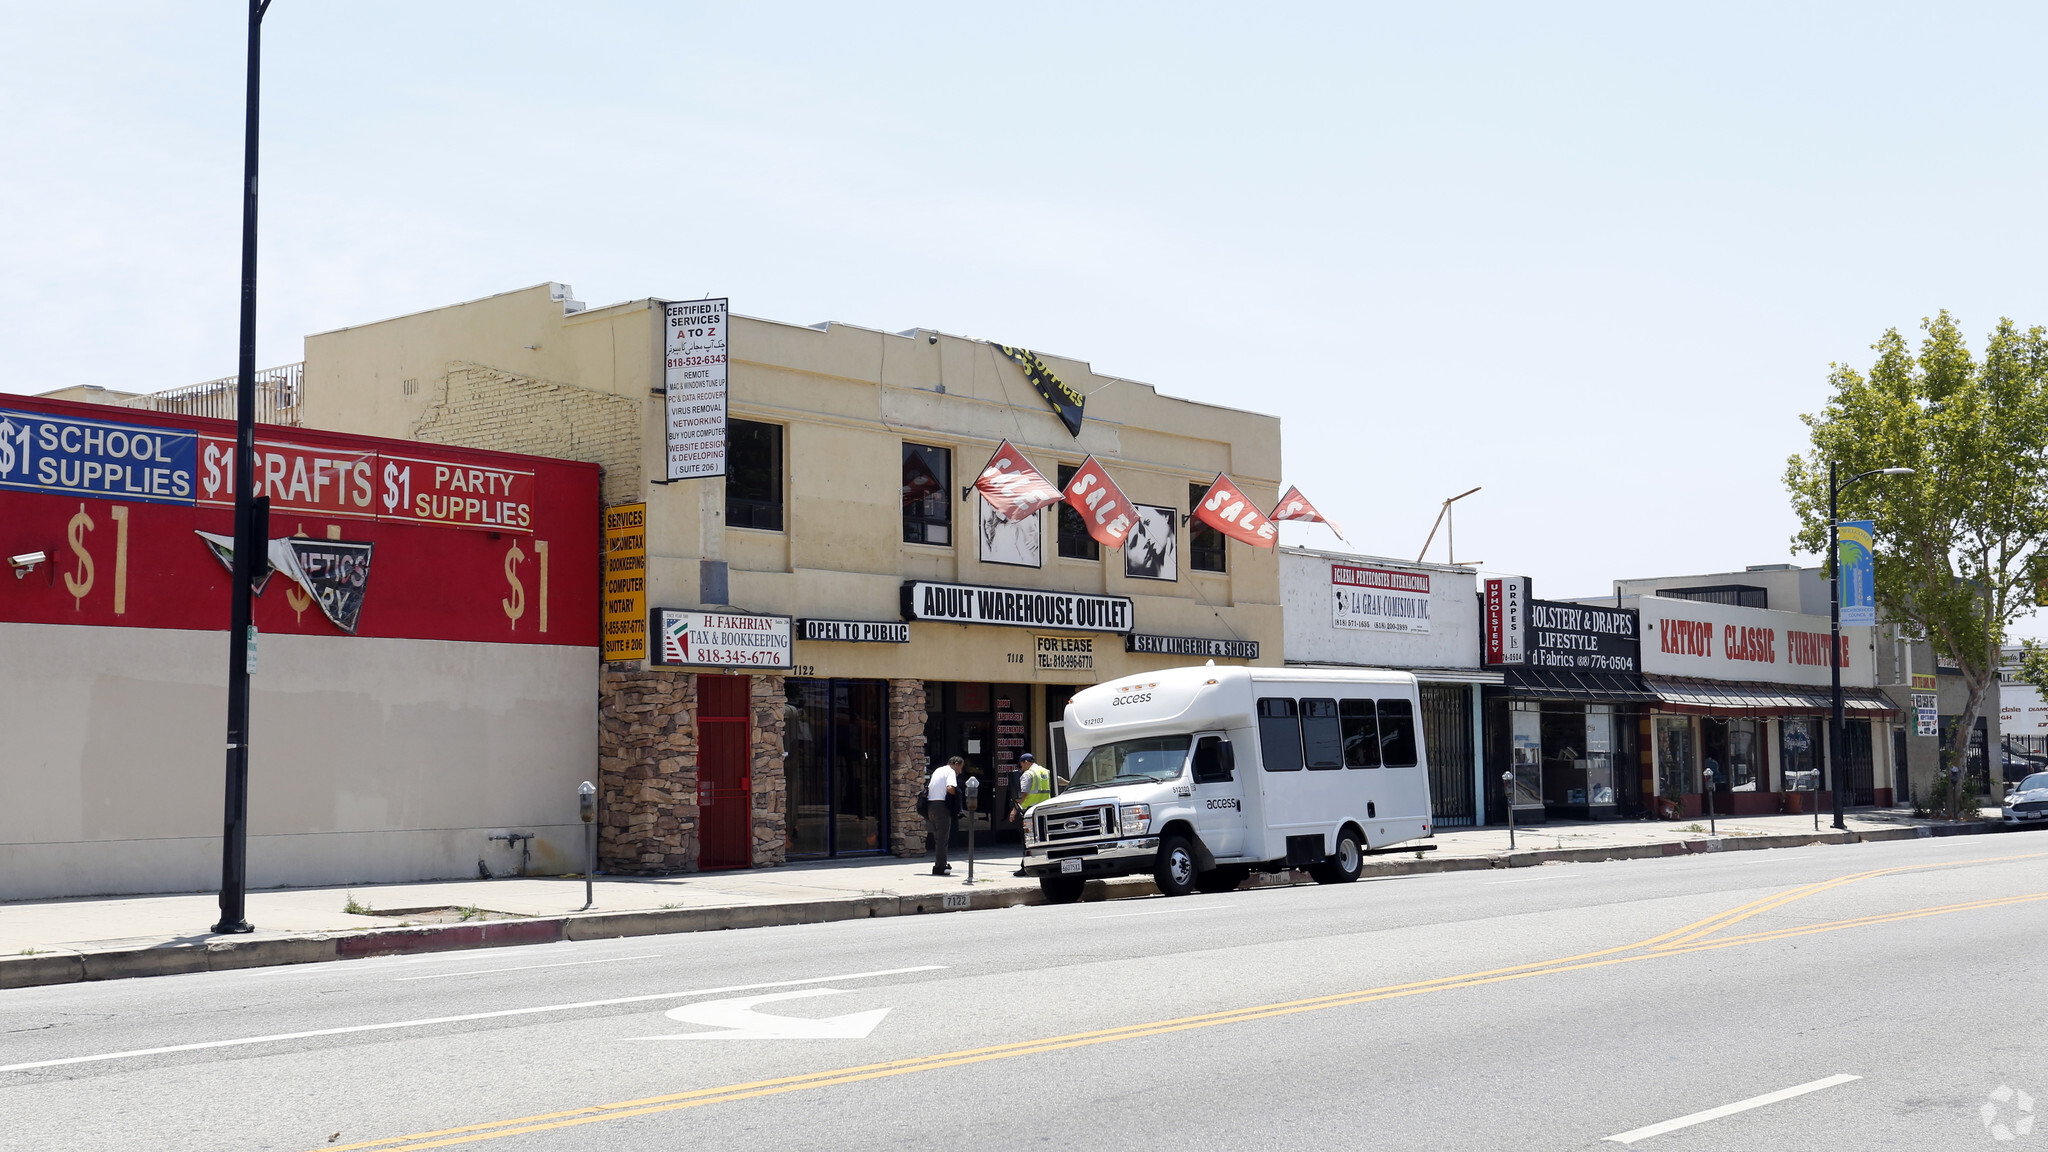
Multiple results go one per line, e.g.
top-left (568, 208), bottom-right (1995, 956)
top-left (5, 835), bottom-right (2045, 1151)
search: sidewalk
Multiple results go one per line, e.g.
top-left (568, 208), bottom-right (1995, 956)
top-left (0, 809), bottom-right (2010, 990)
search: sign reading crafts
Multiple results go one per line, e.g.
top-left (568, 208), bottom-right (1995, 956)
top-left (901, 580), bottom-right (1134, 634)
top-left (649, 608), bottom-right (792, 669)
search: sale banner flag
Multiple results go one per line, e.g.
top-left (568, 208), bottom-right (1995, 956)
top-left (1063, 455), bottom-right (1135, 548)
top-left (1195, 473), bottom-right (1278, 548)
top-left (974, 439), bottom-right (1063, 522)
top-left (1270, 484), bottom-right (1345, 539)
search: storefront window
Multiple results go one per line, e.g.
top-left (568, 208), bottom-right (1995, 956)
top-left (1656, 716), bottom-right (1697, 798)
top-left (1057, 464), bottom-right (1099, 560)
top-left (1728, 719), bottom-right (1762, 792)
top-left (1188, 481), bottom-right (1226, 572)
top-left (726, 420), bottom-right (783, 531)
top-left (902, 443), bottom-right (951, 545)
top-left (783, 679), bottom-right (887, 857)
top-left (1781, 718), bottom-right (1818, 792)
top-left (1584, 707), bottom-right (1615, 807)
top-left (1509, 706), bottom-right (1543, 809)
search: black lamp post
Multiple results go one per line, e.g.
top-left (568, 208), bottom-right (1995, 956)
top-left (1827, 462), bottom-right (1915, 832)
top-left (213, 0), bottom-right (275, 935)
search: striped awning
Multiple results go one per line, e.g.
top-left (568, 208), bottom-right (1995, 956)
top-left (1644, 675), bottom-right (1900, 718)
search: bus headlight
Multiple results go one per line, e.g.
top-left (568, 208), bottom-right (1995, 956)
top-left (1119, 804), bottom-right (1151, 836)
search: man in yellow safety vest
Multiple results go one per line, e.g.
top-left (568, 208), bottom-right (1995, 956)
top-left (1011, 752), bottom-right (1065, 875)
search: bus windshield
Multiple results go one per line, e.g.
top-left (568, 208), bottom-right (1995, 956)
top-left (1067, 735), bottom-right (1192, 791)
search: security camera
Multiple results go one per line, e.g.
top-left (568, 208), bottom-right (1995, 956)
top-left (9, 551), bottom-right (49, 578)
top-left (928, 333), bottom-right (937, 345)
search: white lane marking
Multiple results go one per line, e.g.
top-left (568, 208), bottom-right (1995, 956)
top-left (1486, 876), bottom-right (1560, 884)
top-left (642, 989), bottom-right (890, 1040)
top-left (1087, 906), bottom-right (1225, 919)
top-left (1605, 1074), bottom-right (1861, 1143)
top-left (394, 954), bottom-right (658, 981)
top-left (0, 965), bottom-right (945, 1073)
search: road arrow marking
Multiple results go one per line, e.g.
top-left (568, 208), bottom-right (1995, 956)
top-left (644, 988), bottom-right (890, 1040)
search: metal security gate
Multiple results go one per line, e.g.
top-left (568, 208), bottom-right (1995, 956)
top-left (1421, 684), bottom-right (1476, 827)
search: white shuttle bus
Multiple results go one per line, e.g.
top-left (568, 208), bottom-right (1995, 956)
top-left (1022, 664), bottom-right (1433, 903)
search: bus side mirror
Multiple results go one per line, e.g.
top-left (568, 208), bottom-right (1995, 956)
top-left (1218, 740), bottom-right (1235, 777)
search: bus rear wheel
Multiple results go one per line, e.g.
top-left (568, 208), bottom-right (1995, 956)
top-left (1311, 829), bottom-right (1364, 884)
top-left (1039, 875), bottom-right (1087, 904)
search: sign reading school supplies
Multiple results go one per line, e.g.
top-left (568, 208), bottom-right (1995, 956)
top-left (664, 298), bottom-right (729, 481)
top-left (650, 608), bottom-right (792, 669)
top-left (1331, 563), bottom-right (1432, 634)
top-left (992, 345), bottom-right (1085, 437)
top-left (1838, 520), bottom-right (1877, 626)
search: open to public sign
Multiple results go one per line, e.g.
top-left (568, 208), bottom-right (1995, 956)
top-left (0, 396), bottom-right (598, 646)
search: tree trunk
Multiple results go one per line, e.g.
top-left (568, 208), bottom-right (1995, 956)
top-left (1949, 669), bottom-right (1992, 820)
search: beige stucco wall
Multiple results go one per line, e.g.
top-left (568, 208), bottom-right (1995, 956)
top-left (0, 622), bottom-right (596, 899)
top-left (301, 284), bottom-right (1286, 686)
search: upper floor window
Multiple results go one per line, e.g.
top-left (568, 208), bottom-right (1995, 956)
top-left (1058, 464), bottom-right (1099, 561)
top-left (902, 443), bottom-right (952, 546)
top-left (1189, 481), bottom-right (1226, 572)
top-left (726, 420), bottom-right (783, 531)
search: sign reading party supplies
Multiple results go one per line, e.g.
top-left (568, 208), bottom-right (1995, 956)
top-left (650, 608), bottom-right (792, 668)
top-left (1837, 520), bottom-right (1877, 626)
top-left (663, 298), bottom-right (729, 482)
top-left (992, 345), bottom-right (1085, 437)
top-left (1484, 576), bottom-right (1531, 665)
top-left (1331, 563), bottom-right (1432, 634)
top-left (1125, 632), bottom-right (1260, 660)
top-left (799, 618), bottom-right (910, 643)
top-left (901, 580), bottom-right (1134, 634)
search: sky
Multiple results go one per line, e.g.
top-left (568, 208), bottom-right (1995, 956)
top-left (7, 2), bottom-right (2048, 628)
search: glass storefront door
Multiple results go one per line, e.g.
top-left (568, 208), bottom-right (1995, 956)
top-left (784, 679), bottom-right (888, 858)
top-left (924, 683), bottom-right (1033, 845)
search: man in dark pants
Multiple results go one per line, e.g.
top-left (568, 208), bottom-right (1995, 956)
top-left (926, 756), bottom-right (963, 876)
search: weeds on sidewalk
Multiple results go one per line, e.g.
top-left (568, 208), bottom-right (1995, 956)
top-left (342, 893), bottom-right (372, 916)
top-left (456, 905), bottom-right (483, 922)
top-left (1683, 823), bottom-right (1707, 833)
top-left (19, 947), bottom-right (44, 955)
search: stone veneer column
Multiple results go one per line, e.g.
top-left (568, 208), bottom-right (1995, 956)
top-left (888, 679), bottom-right (929, 857)
top-left (750, 674), bottom-right (788, 868)
top-left (596, 666), bottom-right (697, 874)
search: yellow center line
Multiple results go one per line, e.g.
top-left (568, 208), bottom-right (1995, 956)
top-left (314, 851), bottom-right (2048, 1152)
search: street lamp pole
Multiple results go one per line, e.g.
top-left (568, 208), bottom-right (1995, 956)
top-left (1827, 463), bottom-right (1915, 834)
top-left (214, 0), bottom-right (274, 935)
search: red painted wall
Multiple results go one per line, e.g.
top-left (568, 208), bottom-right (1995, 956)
top-left (0, 395), bottom-right (599, 646)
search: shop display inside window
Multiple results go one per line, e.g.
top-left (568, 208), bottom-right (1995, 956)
top-left (1656, 716), bottom-right (1697, 798)
top-left (901, 443), bottom-right (952, 545)
top-left (1780, 718), bottom-right (1818, 792)
top-left (1057, 464), bottom-right (1099, 560)
top-left (1188, 481), bottom-right (1226, 572)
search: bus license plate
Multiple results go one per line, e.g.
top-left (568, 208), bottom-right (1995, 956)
top-left (1060, 859), bottom-right (1082, 874)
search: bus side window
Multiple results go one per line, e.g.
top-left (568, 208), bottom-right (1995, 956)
top-left (1193, 736), bottom-right (1233, 783)
top-left (1256, 698), bottom-right (1303, 772)
top-left (1377, 698), bottom-right (1418, 767)
top-left (1340, 699), bottom-right (1380, 768)
top-left (1300, 699), bottom-right (1342, 769)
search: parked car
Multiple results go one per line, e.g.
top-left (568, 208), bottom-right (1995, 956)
top-left (2002, 772), bottom-right (2048, 826)
top-left (2003, 749), bottom-right (2048, 786)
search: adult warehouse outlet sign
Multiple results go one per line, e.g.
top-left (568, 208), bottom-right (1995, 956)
top-left (901, 580), bottom-right (1134, 634)
top-left (663, 298), bottom-right (728, 481)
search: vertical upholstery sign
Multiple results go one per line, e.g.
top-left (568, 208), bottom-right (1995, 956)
top-left (1838, 520), bottom-right (1877, 626)
top-left (664, 299), bottom-right (729, 481)
top-left (603, 502), bottom-right (647, 662)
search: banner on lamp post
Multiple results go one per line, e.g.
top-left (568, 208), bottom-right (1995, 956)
top-left (1838, 519), bottom-right (1876, 626)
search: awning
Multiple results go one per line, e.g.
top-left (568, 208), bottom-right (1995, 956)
top-left (1499, 667), bottom-right (1659, 703)
top-left (1643, 675), bottom-right (1901, 718)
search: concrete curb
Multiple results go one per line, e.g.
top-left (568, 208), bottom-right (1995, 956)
top-left (0, 822), bottom-right (2014, 991)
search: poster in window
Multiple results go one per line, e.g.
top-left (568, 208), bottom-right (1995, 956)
top-left (977, 496), bottom-right (1041, 568)
top-left (1123, 504), bottom-right (1178, 581)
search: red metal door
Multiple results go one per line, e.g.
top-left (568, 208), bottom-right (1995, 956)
top-left (698, 676), bottom-right (753, 870)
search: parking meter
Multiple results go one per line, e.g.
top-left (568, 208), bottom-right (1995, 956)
top-left (578, 781), bottom-right (597, 910)
top-left (964, 776), bottom-right (981, 884)
top-left (1502, 770), bottom-right (1516, 849)
top-left (1702, 767), bottom-right (1716, 834)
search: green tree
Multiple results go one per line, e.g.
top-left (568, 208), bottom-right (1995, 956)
top-left (1784, 311), bottom-right (2048, 818)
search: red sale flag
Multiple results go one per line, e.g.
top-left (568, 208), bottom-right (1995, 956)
top-left (973, 439), bottom-right (1063, 522)
top-left (1194, 473), bottom-right (1278, 548)
top-left (1063, 455), bottom-right (1135, 548)
top-left (1270, 484), bottom-right (1345, 539)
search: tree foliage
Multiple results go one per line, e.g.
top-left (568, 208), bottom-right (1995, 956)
top-left (1784, 312), bottom-right (2048, 814)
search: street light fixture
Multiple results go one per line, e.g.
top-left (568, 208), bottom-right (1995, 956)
top-left (1827, 464), bottom-right (1916, 832)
